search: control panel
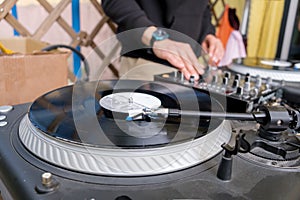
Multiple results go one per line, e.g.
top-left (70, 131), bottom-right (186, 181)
top-left (154, 67), bottom-right (282, 113)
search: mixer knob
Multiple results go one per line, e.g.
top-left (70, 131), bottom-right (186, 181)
top-left (249, 88), bottom-right (259, 98)
top-left (198, 74), bottom-right (204, 82)
top-left (220, 77), bottom-right (229, 94)
top-left (245, 75), bottom-right (251, 83)
top-left (255, 76), bottom-right (262, 89)
top-left (236, 86), bottom-right (243, 97)
top-left (232, 79), bottom-right (239, 89)
top-left (174, 71), bottom-right (178, 78)
top-left (266, 77), bottom-right (272, 90)
top-left (243, 81), bottom-right (251, 99)
top-left (212, 75), bottom-right (218, 84)
top-left (224, 71), bottom-right (231, 79)
top-left (222, 77), bottom-right (229, 86)
top-left (244, 81), bottom-right (251, 91)
top-left (234, 74), bottom-right (241, 81)
top-left (180, 71), bottom-right (184, 82)
top-left (266, 77), bottom-right (272, 84)
top-left (189, 75), bottom-right (195, 84)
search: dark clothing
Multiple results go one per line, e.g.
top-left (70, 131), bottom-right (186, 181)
top-left (102, 0), bottom-right (215, 63)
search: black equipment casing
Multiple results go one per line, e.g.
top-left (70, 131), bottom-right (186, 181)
top-left (0, 103), bottom-right (300, 200)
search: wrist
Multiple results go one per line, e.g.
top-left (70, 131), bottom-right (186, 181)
top-left (142, 26), bottom-right (157, 46)
top-left (142, 27), bottom-right (170, 47)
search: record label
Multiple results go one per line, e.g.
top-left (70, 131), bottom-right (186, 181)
top-left (99, 92), bottom-right (161, 113)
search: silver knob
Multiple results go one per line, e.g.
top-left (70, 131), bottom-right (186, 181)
top-left (180, 72), bottom-right (184, 82)
top-left (255, 76), bottom-right (262, 89)
top-left (42, 172), bottom-right (53, 186)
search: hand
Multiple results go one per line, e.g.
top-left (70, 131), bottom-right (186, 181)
top-left (152, 39), bottom-right (205, 80)
top-left (201, 34), bottom-right (224, 64)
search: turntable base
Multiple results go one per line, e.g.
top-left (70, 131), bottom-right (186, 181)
top-left (19, 114), bottom-right (231, 176)
top-left (0, 79), bottom-right (300, 200)
top-left (1, 104), bottom-right (300, 200)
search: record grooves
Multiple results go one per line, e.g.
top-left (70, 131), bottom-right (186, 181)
top-left (18, 80), bottom-right (231, 176)
top-left (28, 80), bottom-right (224, 147)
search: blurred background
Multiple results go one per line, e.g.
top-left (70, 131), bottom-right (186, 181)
top-left (0, 0), bottom-right (299, 79)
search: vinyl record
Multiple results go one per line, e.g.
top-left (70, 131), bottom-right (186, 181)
top-left (28, 80), bottom-right (224, 148)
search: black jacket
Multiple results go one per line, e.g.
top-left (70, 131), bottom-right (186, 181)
top-left (102, 0), bottom-right (215, 63)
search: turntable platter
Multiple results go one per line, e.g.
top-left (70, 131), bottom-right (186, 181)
top-left (19, 80), bottom-right (231, 176)
top-left (229, 57), bottom-right (300, 82)
top-left (260, 59), bottom-right (292, 68)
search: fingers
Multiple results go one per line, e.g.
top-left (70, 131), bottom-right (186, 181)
top-left (153, 40), bottom-right (205, 80)
top-left (201, 41), bottom-right (208, 53)
top-left (161, 50), bottom-right (185, 69)
top-left (208, 40), bottom-right (224, 63)
top-left (202, 35), bottom-right (224, 64)
top-left (162, 50), bottom-right (195, 80)
top-left (184, 46), bottom-right (205, 75)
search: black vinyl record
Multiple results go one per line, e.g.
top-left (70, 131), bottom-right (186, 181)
top-left (28, 80), bottom-right (224, 148)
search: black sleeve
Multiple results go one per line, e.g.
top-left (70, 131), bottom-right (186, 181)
top-left (200, 4), bottom-right (216, 42)
top-left (102, 0), bottom-right (155, 31)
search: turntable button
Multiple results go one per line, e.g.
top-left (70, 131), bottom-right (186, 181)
top-left (0, 121), bottom-right (8, 127)
top-left (0, 115), bottom-right (6, 121)
top-left (0, 105), bottom-right (13, 113)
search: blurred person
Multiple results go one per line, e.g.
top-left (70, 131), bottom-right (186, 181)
top-left (102, 0), bottom-right (224, 80)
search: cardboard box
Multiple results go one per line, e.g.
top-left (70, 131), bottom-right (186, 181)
top-left (0, 37), bottom-right (69, 105)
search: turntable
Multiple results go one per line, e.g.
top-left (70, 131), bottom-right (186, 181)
top-left (0, 79), bottom-right (300, 200)
top-left (229, 57), bottom-right (300, 83)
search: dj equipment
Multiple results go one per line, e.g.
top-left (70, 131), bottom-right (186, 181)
top-left (0, 67), bottom-right (300, 199)
top-left (154, 67), bottom-right (281, 113)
